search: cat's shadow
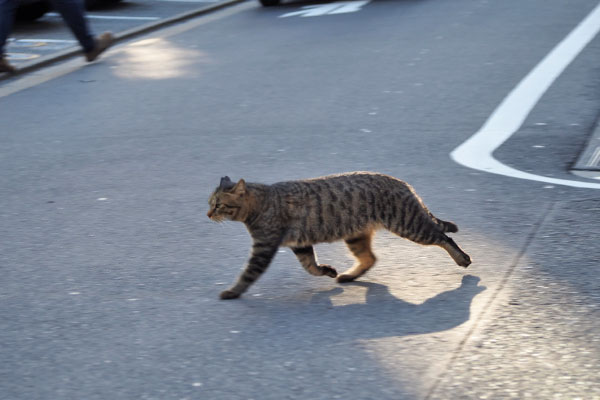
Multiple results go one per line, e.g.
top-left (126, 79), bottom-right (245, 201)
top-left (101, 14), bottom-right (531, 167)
top-left (246, 275), bottom-right (486, 342)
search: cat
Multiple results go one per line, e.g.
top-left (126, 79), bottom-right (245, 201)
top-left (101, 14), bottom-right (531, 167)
top-left (207, 172), bottom-right (471, 300)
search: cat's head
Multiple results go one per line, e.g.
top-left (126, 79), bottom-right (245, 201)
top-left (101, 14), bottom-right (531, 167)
top-left (207, 176), bottom-right (250, 222)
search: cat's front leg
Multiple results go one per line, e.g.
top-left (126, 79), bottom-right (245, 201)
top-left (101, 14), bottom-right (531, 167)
top-left (220, 240), bottom-right (280, 300)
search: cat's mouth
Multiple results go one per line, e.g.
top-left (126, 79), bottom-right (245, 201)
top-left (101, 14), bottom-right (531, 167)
top-left (207, 212), bottom-right (226, 223)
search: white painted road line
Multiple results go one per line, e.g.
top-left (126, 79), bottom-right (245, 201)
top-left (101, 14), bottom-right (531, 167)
top-left (280, 1), bottom-right (370, 18)
top-left (47, 12), bottom-right (160, 21)
top-left (5, 53), bottom-right (38, 60)
top-left (6, 38), bottom-right (77, 60)
top-left (451, 1), bottom-right (600, 189)
top-left (9, 38), bottom-right (76, 43)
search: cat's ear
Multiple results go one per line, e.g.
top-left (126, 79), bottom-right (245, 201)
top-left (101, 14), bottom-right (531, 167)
top-left (232, 179), bottom-right (247, 195)
top-left (219, 176), bottom-right (234, 190)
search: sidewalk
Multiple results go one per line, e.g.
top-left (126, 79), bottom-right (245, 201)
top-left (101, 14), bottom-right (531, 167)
top-left (573, 117), bottom-right (600, 178)
top-left (0, 0), bottom-right (245, 80)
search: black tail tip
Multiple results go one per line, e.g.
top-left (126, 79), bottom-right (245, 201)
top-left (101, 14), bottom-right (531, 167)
top-left (446, 222), bottom-right (459, 233)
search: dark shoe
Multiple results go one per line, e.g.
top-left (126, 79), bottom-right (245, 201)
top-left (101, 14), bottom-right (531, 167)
top-left (0, 57), bottom-right (16, 73)
top-left (85, 32), bottom-right (114, 62)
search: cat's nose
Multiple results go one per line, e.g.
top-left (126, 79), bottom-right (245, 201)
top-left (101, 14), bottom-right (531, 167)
top-left (207, 210), bottom-right (213, 218)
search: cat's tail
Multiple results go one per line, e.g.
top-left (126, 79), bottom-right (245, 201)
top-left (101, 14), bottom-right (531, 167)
top-left (433, 217), bottom-right (458, 233)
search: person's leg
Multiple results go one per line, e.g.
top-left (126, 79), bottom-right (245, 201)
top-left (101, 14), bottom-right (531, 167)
top-left (48, 0), bottom-right (95, 52)
top-left (49, 0), bottom-right (113, 62)
top-left (0, 0), bottom-right (17, 72)
top-left (0, 0), bottom-right (17, 51)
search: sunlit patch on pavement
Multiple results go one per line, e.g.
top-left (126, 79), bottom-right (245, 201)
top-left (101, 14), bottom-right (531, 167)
top-left (307, 230), bottom-right (516, 397)
top-left (113, 38), bottom-right (209, 80)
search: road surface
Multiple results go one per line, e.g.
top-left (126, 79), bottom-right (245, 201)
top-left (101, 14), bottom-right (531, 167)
top-left (1, 0), bottom-right (599, 398)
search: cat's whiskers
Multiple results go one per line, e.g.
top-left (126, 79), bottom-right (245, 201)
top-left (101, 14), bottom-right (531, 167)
top-left (210, 215), bottom-right (227, 224)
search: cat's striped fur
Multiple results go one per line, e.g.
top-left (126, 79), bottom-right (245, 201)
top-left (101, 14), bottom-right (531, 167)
top-left (207, 172), bottom-right (471, 300)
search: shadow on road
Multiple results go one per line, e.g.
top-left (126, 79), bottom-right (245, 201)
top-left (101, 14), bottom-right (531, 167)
top-left (239, 275), bottom-right (486, 343)
top-left (317, 275), bottom-right (484, 336)
top-left (311, 274), bottom-right (485, 338)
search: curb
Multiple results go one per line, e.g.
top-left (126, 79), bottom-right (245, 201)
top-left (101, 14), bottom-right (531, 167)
top-left (1, 0), bottom-right (247, 81)
top-left (572, 116), bottom-right (600, 172)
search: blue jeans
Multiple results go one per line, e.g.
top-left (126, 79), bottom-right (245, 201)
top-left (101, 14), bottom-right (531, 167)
top-left (0, 0), bottom-right (95, 56)
top-left (0, 0), bottom-right (16, 56)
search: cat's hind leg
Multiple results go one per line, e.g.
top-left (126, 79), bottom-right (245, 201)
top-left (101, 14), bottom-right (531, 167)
top-left (439, 236), bottom-right (471, 267)
top-left (395, 227), bottom-right (471, 268)
top-left (291, 246), bottom-right (337, 278)
top-left (408, 229), bottom-right (471, 268)
top-left (338, 231), bottom-right (377, 283)
top-left (384, 208), bottom-right (471, 268)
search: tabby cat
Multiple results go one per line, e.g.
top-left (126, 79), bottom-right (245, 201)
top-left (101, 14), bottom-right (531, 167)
top-left (207, 172), bottom-right (471, 300)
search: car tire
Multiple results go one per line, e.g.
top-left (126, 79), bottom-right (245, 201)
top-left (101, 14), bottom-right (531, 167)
top-left (259, 0), bottom-right (281, 6)
top-left (16, 1), bottom-right (50, 21)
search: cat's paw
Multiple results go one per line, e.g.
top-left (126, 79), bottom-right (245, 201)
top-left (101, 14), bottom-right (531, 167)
top-left (336, 274), bottom-right (357, 283)
top-left (220, 289), bottom-right (241, 300)
top-left (457, 254), bottom-right (472, 268)
top-left (319, 264), bottom-right (337, 278)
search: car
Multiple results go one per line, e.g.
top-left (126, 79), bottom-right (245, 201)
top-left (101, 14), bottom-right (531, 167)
top-left (85, 0), bottom-right (122, 10)
top-left (16, 0), bottom-right (50, 21)
top-left (15, 0), bottom-right (123, 21)
top-left (259, 0), bottom-right (281, 5)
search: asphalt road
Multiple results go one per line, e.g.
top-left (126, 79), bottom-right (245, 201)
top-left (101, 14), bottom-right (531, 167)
top-left (1, 0), bottom-right (600, 399)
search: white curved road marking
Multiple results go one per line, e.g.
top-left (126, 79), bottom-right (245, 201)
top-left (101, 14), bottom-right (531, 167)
top-left (451, 2), bottom-right (600, 189)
